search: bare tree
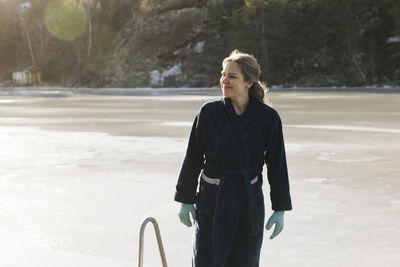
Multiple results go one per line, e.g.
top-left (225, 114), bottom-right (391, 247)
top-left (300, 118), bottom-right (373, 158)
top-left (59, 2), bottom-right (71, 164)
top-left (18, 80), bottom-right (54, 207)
top-left (19, 11), bottom-right (36, 65)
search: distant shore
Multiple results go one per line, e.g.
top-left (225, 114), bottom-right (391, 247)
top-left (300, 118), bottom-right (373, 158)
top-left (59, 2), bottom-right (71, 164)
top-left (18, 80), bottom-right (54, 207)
top-left (0, 86), bottom-right (400, 97)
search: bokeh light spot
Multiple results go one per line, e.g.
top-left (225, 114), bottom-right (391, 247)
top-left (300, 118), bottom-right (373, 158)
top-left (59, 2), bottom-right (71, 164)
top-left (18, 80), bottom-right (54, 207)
top-left (44, 0), bottom-right (87, 41)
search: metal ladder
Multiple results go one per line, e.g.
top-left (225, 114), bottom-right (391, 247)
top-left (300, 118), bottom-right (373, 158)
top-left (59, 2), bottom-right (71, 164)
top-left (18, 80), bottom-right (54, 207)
top-left (138, 217), bottom-right (168, 267)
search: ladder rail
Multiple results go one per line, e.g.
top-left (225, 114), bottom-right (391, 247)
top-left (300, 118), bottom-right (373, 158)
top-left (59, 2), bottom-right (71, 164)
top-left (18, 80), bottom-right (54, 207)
top-left (138, 217), bottom-right (168, 267)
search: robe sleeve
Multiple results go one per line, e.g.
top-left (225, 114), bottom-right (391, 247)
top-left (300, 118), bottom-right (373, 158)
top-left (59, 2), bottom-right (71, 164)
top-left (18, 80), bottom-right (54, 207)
top-left (174, 111), bottom-right (206, 204)
top-left (265, 112), bottom-right (293, 211)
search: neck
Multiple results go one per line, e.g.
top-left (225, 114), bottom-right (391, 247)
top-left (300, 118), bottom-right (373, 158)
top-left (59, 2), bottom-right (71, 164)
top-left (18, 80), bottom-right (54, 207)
top-left (230, 94), bottom-right (250, 115)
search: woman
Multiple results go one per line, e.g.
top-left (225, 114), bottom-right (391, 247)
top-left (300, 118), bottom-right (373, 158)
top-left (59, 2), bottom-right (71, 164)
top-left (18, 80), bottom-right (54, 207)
top-left (174, 49), bottom-right (292, 267)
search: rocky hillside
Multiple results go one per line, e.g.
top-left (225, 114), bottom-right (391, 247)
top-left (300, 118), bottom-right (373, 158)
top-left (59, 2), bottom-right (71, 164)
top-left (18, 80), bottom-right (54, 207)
top-left (103, 0), bottom-right (243, 88)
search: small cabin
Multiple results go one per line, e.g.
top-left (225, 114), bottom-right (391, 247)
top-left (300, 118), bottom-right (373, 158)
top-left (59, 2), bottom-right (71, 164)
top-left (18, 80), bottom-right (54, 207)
top-left (12, 65), bottom-right (41, 85)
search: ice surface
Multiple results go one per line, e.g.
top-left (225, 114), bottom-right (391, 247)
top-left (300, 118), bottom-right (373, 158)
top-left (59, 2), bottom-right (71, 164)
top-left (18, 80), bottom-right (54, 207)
top-left (0, 90), bottom-right (399, 266)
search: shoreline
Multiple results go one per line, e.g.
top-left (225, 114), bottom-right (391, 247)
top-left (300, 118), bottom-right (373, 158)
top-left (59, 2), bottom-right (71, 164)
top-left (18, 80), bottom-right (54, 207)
top-left (0, 86), bottom-right (400, 97)
top-left (270, 86), bottom-right (400, 93)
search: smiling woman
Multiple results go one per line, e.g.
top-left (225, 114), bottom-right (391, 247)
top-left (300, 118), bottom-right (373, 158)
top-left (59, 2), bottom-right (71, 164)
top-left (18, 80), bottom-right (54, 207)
top-left (175, 50), bottom-right (292, 267)
top-left (43, 0), bottom-right (87, 41)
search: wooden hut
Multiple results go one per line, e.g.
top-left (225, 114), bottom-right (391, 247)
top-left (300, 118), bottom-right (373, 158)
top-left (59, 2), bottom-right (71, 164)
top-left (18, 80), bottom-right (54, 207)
top-left (12, 65), bottom-right (41, 85)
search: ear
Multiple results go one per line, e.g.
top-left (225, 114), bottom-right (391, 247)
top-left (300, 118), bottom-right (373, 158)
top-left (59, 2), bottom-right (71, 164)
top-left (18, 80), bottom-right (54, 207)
top-left (248, 82), bottom-right (253, 88)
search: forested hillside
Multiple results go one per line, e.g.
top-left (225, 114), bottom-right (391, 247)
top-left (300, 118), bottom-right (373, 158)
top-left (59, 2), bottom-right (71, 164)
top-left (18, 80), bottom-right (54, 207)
top-left (1, 0), bottom-right (399, 87)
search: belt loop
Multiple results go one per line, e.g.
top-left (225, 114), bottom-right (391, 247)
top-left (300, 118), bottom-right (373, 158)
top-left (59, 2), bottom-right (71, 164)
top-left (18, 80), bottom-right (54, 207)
top-left (250, 175), bottom-right (258, 185)
top-left (201, 171), bottom-right (221, 185)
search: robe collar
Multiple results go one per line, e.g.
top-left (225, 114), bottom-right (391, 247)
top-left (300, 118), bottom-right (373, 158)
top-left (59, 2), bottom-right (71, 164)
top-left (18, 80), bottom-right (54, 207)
top-left (222, 95), bottom-right (258, 128)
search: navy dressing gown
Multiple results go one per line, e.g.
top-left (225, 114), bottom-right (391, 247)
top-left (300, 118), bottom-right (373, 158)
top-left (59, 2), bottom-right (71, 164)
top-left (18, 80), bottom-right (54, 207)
top-left (174, 96), bottom-right (292, 267)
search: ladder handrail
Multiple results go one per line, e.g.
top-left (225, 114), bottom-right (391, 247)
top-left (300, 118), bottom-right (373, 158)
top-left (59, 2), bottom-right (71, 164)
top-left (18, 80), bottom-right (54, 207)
top-left (138, 217), bottom-right (168, 267)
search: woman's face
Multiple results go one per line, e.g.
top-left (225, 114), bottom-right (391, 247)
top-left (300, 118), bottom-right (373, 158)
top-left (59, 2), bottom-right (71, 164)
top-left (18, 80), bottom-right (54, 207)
top-left (220, 61), bottom-right (252, 100)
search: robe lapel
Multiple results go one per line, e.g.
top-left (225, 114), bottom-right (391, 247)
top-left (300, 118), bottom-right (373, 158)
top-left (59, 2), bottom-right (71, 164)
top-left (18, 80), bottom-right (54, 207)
top-left (238, 96), bottom-right (258, 128)
top-left (222, 97), bottom-right (261, 235)
top-left (222, 97), bottom-right (246, 167)
top-left (222, 96), bottom-right (258, 168)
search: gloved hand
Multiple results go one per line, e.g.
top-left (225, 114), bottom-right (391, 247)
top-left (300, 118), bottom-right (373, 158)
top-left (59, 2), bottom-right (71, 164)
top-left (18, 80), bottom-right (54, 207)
top-left (265, 211), bottom-right (285, 239)
top-left (178, 203), bottom-right (196, 227)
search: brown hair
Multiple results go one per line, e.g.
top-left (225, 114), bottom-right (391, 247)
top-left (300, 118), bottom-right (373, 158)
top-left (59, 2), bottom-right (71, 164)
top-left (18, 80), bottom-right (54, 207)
top-left (222, 49), bottom-right (269, 104)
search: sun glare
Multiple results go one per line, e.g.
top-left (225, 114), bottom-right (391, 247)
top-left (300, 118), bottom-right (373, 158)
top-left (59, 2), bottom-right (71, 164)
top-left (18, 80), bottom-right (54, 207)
top-left (43, 0), bottom-right (87, 41)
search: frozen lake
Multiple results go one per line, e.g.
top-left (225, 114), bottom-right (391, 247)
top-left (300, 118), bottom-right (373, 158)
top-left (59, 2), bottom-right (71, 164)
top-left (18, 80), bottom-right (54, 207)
top-left (0, 89), bottom-right (399, 267)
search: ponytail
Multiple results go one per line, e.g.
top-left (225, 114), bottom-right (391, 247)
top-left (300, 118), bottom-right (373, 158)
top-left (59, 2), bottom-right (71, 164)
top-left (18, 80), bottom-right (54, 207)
top-left (249, 80), bottom-right (269, 104)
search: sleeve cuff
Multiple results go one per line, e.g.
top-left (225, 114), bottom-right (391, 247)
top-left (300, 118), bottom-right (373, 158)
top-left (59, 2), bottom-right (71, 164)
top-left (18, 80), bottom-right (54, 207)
top-left (174, 185), bottom-right (196, 204)
top-left (270, 192), bottom-right (292, 211)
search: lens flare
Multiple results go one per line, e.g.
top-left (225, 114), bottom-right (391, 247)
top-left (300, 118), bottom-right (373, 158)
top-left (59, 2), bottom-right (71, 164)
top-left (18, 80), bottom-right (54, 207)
top-left (44, 0), bottom-right (87, 41)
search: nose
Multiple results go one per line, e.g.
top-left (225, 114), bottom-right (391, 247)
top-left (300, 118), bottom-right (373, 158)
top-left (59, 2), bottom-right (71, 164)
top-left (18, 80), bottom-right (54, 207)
top-left (221, 76), bottom-right (229, 84)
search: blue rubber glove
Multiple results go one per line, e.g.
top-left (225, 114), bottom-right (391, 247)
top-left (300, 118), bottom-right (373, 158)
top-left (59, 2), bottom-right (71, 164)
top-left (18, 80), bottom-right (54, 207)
top-left (178, 203), bottom-right (196, 227)
top-left (265, 211), bottom-right (285, 239)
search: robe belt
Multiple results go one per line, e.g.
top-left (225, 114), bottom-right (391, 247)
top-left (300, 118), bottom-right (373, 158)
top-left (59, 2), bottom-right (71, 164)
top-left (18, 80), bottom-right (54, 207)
top-left (201, 162), bottom-right (262, 266)
top-left (201, 171), bottom-right (259, 185)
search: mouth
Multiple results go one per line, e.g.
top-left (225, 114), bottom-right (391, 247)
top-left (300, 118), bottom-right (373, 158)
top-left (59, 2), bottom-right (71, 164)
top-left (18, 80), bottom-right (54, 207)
top-left (223, 86), bottom-right (232, 90)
